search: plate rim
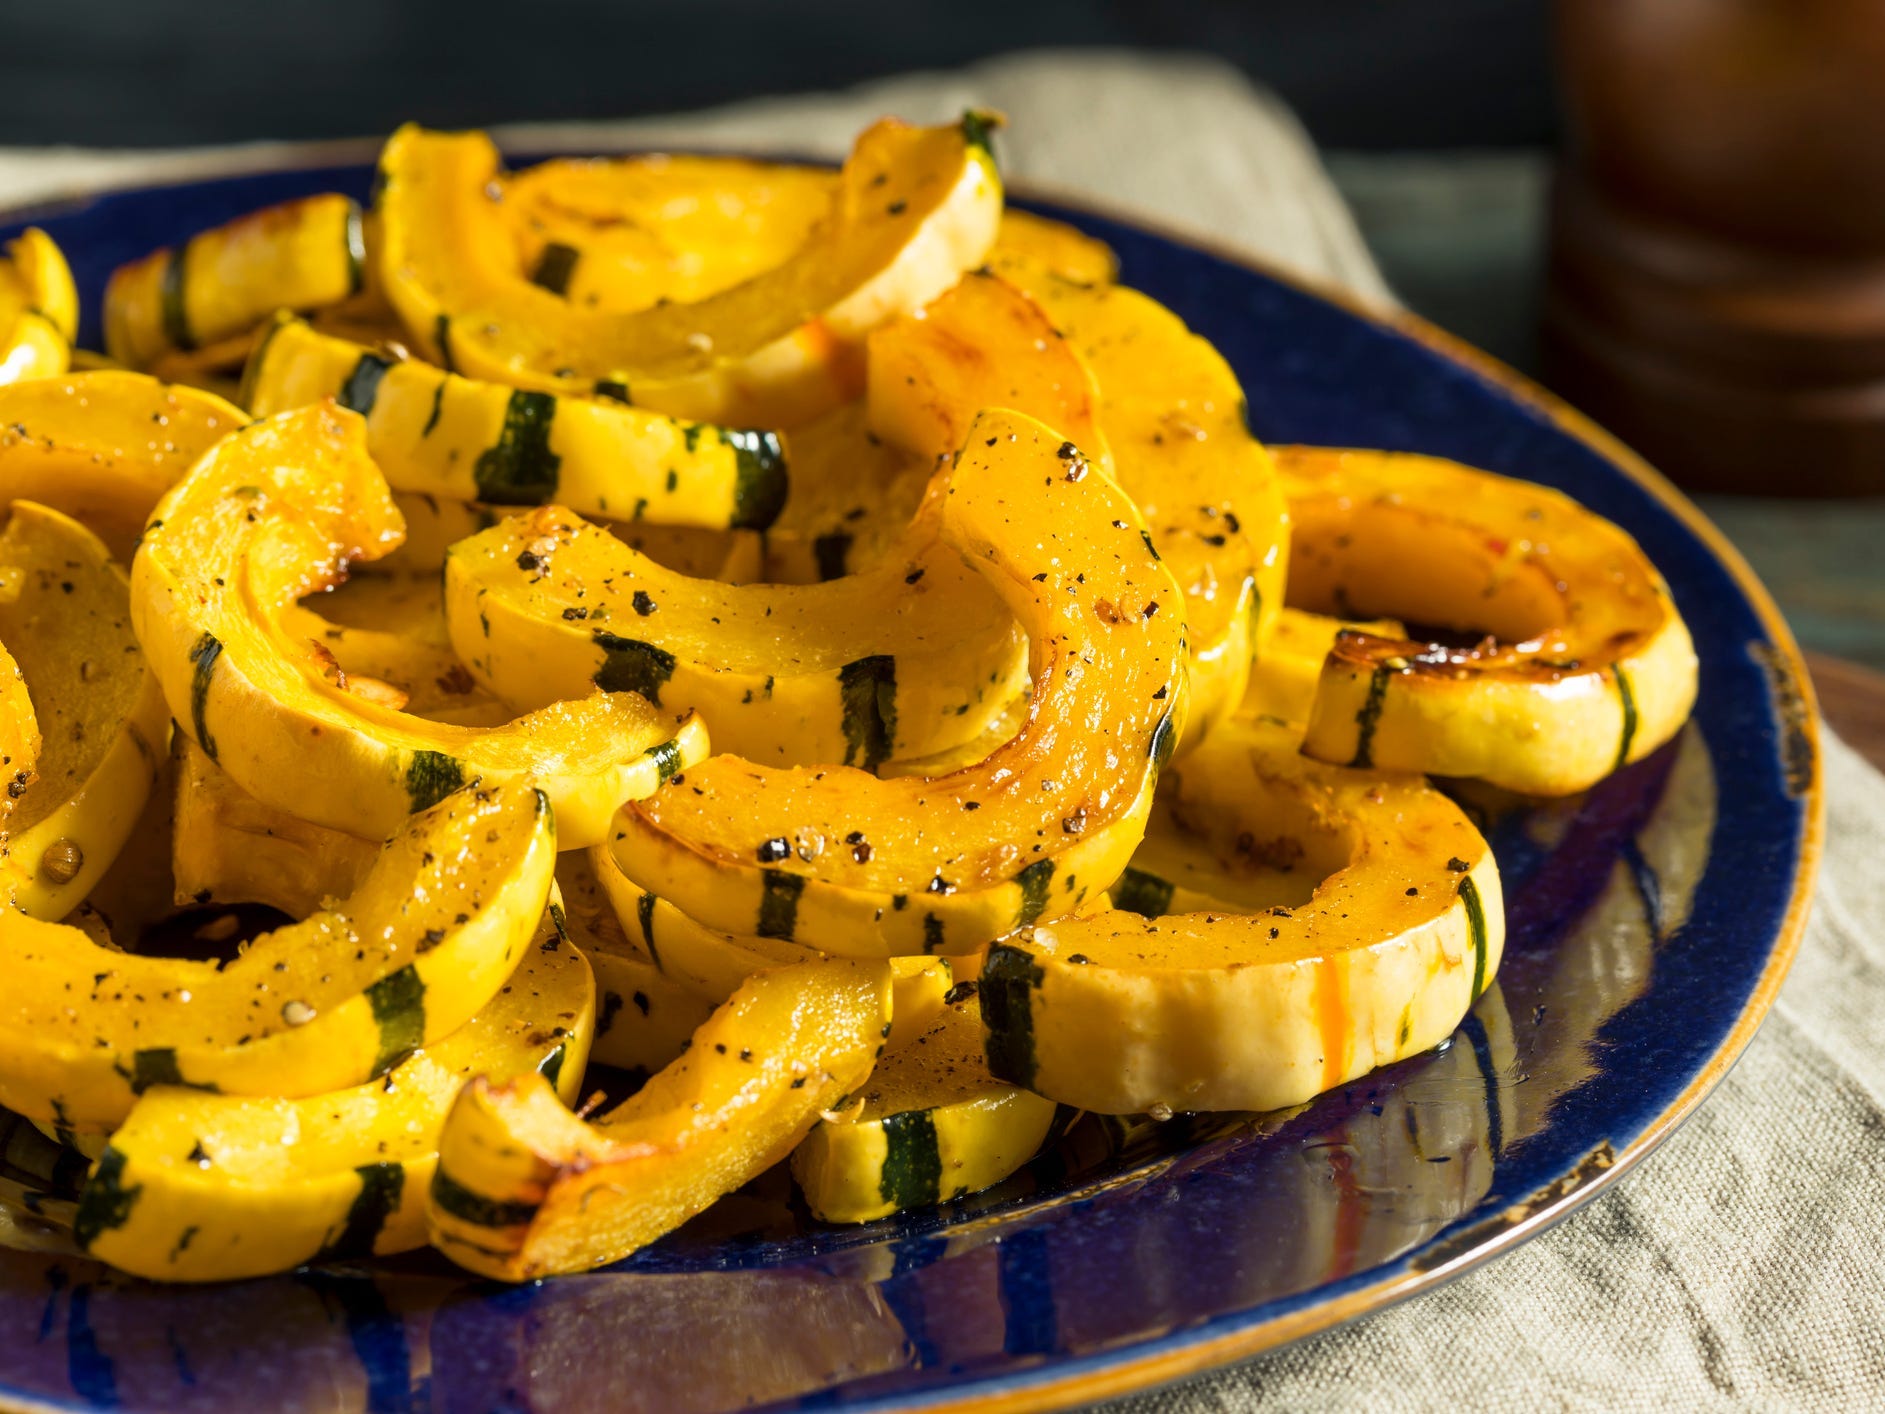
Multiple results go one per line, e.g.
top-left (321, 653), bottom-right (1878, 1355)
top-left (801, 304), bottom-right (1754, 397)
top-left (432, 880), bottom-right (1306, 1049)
top-left (0, 155), bottom-right (1826, 1414)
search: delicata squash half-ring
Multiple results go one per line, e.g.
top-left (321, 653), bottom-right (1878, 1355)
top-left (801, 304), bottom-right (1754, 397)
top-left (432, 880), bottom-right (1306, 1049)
top-left (243, 314), bottom-right (790, 531)
top-left (130, 403), bottom-right (710, 845)
top-left (440, 477), bottom-right (1029, 771)
top-left (0, 779), bottom-right (555, 1132)
top-left (0, 502), bottom-right (168, 920)
top-left (0, 371), bottom-right (244, 560)
top-left (428, 958), bottom-right (893, 1279)
top-left (980, 716), bottom-right (1505, 1114)
top-left (374, 114), bottom-right (1003, 422)
top-left (1, 229), bottom-right (79, 385)
top-left (1279, 446), bottom-right (1698, 795)
top-left (72, 911), bottom-right (593, 1282)
top-left (610, 407), bottom-right (1189, 958)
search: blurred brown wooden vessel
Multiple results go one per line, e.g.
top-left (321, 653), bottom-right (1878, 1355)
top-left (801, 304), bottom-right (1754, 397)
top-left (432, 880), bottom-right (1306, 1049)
top-left (1543, 0), bottom-right (1885, 495)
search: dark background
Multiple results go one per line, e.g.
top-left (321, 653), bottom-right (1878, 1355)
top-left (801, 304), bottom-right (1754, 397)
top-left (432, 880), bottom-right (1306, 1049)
top-left (1, 0), bottom-right (1554, 149)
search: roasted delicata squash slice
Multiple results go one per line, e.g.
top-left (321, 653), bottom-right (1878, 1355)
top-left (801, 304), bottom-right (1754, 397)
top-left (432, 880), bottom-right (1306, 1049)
top-left (130, 404), bottom-right (710, 845)
top-left (759, 399), bottom-right (930, 583)
top-left (0, 640), bottom-right (34, 830)
top-left (244, 315), bottom-right (789, 530)
top-left (104, 193), bottom-right (366, 369)
top-left (443, 486), bottom-right (1028, 770)
top-left (1242, 606), bottom-right (1405, 727)
top-left (375, 114), bottom-right (1003, 423)
top-left (0, 502), bottom-right (168, 918)
top-left (553, 850), bottom-right (716, 1075)
top-left (588, 843), bottom-right (951, 1049)
top-left (73, 913), bottom-right (593, 1282)
top-left (866, 268), bottom-right (1113, 480)
top-left (170, 736), bottom-right (380, 918)
top-left (991, 210), bottom-right (1118, 286)
top-left (791, 985), bottom-right (1056, 1223)
top-left (1278, 446), bottom-right (1699, 794)
top-left (500, 153), bottom-right (836, 312)
top-left (0, 229), bottom-right (78, 384)
top-left (991, 257), bottom-right (1289, 740)
top-left (0, 779), bottom-right (554, 1130)
top-left (428, 958), bottom-right (891, 1279)
top-left (980, 716), bottom-right (1504, 1114)
top-left (0, 372), bottom-right (243, 560)
top-left (610, 408), bottom-right (1188, 957)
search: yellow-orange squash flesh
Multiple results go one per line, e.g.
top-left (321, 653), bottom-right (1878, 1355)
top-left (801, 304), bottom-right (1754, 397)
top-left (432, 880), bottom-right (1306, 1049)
top-left (0, 229), bottom-right (78, 385)
top-left (0, 780), bottom-right (555, 1131)
top-left (104, 193), bottom-right (365, 369)
top-left (0, 372), bottom-right (245, 560)
top-left (0, 502), bottom-right (168, 919)
top-left (129, 404), bottom-right (709, 845)
top-left (609, 407), bottom-right (1188, 957)
top-left (71, 915), bottom-right (593, 1282)
top-left (427, 958), bottom-right (892, 1279)
top-left (1278, 446), bottom-right (1698, 795)
top-left (244, 315), bottom-right (789, 531)
top-left (374, 115), bottom-right (1003, 423)
top-left (992, 257), bottom-right (1289, 741)
top-left (980, 717), bottom-right (1504, 1114)
top-left (499, 153), bottom-right (837, 313)
top-left (441, 486), bottom-right (1027, 771)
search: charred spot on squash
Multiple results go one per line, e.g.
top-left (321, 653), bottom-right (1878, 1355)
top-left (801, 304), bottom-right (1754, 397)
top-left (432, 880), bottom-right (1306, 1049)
top-left (311, 1162), bottom-right (405, 1264)
top-left (188, 632), bottom-right (224, 761)
top-left (337, 350), bottom-right (396, 416)
top-left (405, 751), bottom-right (466, 813)
top-left (1112, 866), bottom-right (1174, 919)
top-left (474, 390), bottom-right (562, 505)
top-left (878, 1107), bottom-right (943, 1210)
top-left (757, 869), bottom-right (805, 940)
top-left (72, 1145), bottom-right (143, 1251)
top-left (592, 631), bottom-right (676, 704)
top-left (365, 965), bottom-right (427, 1077)
top-left (430, 1168), bottom-right (541, 1230)
top-left (981, 942), bottom-right (1043, 1088)
top-left (838, 654), bottom-right (897, 771)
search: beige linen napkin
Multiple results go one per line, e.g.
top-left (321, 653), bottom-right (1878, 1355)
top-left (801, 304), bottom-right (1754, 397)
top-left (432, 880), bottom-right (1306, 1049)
top-left (3, 48), bottom-right (1875, 1412)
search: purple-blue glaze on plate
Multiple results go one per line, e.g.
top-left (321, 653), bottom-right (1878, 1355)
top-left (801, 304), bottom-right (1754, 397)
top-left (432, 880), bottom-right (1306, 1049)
top-left (0, 154), bottom-right (1819, 1414)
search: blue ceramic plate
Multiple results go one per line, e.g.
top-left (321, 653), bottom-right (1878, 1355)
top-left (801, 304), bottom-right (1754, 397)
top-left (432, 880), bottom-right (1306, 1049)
top-left (0, 151), bottom-right (1822, 1414)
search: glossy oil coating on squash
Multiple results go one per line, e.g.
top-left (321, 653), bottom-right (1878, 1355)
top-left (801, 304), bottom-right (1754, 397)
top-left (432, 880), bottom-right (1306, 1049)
top-left (427, 958), bottom-right (892, 1278)
top-left (442, 486), bottom-right (1028, 771)
top-left (244, 314), bottom-right (790, 530)
top-left (0, 229), bottom-right (77, 385)
top-left (1278, 446), bottom-right (1698, 794)
top-left (980, 717), bottom-right (1504, 1114)
top-left (105, 193), bottom-right (365, 369)
top-left (0, 502), bottom-right (167, 919)
top-left (791, 987), bottom-right (1057, 1223)
top-left (0, 780), bottom-right (554, 1130)
top-left (72, 913), bottom-right (593, 1282)
top-left (374, 115), bottom-right (1003, 422)
top-left (609, 407), bottom-right (1188, 957)
top-left (0, 372), bottom-right (245, 559)
top-left (131, 403), bottom-right (709, 845)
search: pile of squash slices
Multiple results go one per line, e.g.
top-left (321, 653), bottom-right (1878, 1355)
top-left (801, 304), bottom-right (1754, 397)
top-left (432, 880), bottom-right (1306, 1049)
top-left (0, 112), bottom-right (1697, 1283)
